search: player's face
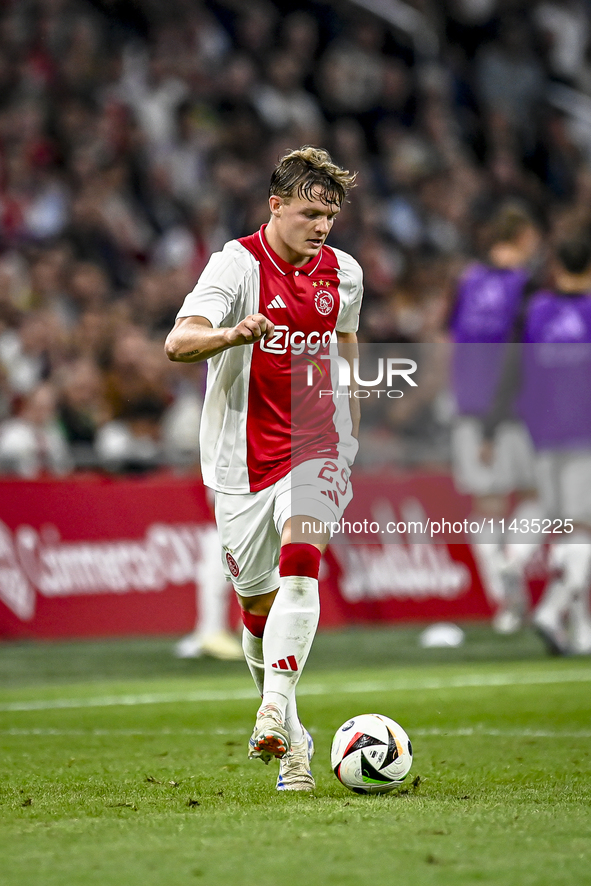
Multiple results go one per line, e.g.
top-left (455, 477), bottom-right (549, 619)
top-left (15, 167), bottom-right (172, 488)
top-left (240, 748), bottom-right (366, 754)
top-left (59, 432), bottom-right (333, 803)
top-left (268, 189), bottom-right (341, 266)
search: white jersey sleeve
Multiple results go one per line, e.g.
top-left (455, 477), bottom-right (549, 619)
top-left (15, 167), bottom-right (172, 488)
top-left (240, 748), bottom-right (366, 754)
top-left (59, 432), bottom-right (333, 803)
top-left (334, 248), bottom-right (364, 334)
top-left (176, 240), bottom-right (258, 328)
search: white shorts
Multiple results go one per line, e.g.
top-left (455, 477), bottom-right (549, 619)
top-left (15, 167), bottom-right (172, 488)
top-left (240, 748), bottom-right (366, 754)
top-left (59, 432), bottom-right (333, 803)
top-left (214, 456), bottom-right (353, 596)
top-left (451, 417), bottom-right (537, 497)
top-left (536, 450), bottom-right (591, 525)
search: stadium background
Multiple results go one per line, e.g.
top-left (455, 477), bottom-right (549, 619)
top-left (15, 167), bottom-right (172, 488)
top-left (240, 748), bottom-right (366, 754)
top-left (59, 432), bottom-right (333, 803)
top-left (0, 0), bottom-right (589, 636)
top-left (1, 5), bottom-right (591, 886)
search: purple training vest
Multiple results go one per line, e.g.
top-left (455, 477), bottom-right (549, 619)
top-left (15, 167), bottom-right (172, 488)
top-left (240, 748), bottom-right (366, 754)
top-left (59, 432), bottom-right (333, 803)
top-left (518, 290), bottom-right (591, 449)
top-left (451, 263), bottom-right (529, 416)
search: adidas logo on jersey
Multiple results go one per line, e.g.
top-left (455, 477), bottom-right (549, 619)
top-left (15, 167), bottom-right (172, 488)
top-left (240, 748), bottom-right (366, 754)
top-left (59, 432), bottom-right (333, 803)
top-left (267, 294), bottom-right (287, 309)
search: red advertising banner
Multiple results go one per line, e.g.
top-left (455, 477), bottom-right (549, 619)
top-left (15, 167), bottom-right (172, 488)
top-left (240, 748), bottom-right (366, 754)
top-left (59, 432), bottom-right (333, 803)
top-left (0, 472), bottom-right (547, 639)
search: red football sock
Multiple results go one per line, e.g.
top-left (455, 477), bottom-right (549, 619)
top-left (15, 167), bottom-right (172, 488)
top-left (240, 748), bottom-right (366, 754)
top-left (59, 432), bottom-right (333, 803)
top-left (241, 609), bottom-right (267, 639)
top-left (279, 542), bottom-right (321, 579)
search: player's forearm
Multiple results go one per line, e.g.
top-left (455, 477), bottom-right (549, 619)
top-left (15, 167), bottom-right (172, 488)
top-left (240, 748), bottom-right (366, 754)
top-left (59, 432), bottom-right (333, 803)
top-left (165, 323), bottom-right (231, 363)
top-left (166, 314), bottom-right (274, 363)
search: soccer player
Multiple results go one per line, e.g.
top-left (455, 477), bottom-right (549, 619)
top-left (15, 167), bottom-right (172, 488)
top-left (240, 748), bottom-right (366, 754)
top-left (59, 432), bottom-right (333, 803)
top-left (165, 146), bottom-right (362, 789)
top-left (484, 232), bottom-right (591, 655)
top-left (449, 202), bottom-right (541, 632)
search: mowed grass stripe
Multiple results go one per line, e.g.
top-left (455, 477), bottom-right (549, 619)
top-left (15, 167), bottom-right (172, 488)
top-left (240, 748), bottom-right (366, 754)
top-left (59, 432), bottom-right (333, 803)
top-left (3, 726), bottom-right (591, 738)
top-left (2, 666), bottom-right (591, 712)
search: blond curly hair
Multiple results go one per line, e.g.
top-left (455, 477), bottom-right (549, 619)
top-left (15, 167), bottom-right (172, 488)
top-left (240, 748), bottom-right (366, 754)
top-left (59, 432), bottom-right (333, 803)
top-left (269, 145), bottom-right (357, 207)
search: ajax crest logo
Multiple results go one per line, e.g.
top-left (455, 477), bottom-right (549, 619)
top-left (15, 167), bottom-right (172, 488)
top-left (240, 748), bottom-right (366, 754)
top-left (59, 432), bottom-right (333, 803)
top-left (225, 551), bottom-right (240, 577)
top-left (315, 290), bottom-right (334, 316)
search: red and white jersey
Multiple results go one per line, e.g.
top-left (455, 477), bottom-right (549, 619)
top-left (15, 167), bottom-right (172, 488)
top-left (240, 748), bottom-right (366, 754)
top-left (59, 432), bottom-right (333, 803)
top-left (176, 225), bottom-right (363, 493)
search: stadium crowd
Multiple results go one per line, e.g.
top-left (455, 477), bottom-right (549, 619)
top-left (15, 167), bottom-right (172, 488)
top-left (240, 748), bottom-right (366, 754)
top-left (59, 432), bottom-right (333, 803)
top-left (1, 0), bottom-right (591, 476)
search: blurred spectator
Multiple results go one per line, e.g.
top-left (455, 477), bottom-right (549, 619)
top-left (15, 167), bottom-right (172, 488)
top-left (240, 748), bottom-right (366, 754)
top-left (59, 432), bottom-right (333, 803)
top-left (364, 56), bottom-right (416, 152)
top-left (95, 396), bottom-right (165, 474)
top-left (279, 10), bottom-right (320, 83)
top-left (231, 0), bottom-right (279, 67)
top-left (127, 267), bottom-right (184, 339)
top-left (0, 381), bottom-right (72, 477)
top-left (55, 357), bottom-right (109, 468)
top-left (65, 260), bottom-right (112, 321)
top-left (65, 185), bottom-right (134, 289)
top-left (161, 372), bottom-right (203, 470)
top-left (444, 0), bottom-right (499, 61)
top-left (0, 308), bottom-right (68, 397)
top-left (102, 326), bottom-right (172, 422)
top-left (251, 51), bottom-right (325, 141)
top-left (475, 16), bottom-right (546, 154)
top-left (118, 45), bottom-right (189, 150)
top-left (69, 304), bottom-right (128, 364)
top-left (153, 100), bottom-right (219, 207)
top-left (316, 14), bottom-right (385, 125)
top-left (534, 0), bottom-right (590, 83)
top-left (25, 244), bottom-right (71, 321)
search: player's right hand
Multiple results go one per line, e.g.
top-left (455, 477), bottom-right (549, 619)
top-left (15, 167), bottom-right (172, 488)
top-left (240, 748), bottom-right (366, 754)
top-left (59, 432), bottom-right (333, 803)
top-left (228, 314), bottom-right (274, 347)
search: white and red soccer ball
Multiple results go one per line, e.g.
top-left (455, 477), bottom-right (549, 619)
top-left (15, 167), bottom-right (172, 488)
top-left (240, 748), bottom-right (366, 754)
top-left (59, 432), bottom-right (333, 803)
top-left (331, 713), bottom-right (413, 794)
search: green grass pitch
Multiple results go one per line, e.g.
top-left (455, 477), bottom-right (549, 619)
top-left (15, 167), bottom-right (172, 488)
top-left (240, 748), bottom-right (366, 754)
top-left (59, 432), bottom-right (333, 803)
top-left (0, 624), bottom-right (590, 886)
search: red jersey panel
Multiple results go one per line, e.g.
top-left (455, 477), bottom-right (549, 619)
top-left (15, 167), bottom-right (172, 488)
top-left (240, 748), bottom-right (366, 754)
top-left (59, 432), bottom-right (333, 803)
top-left (176, 226), bottom-right (363, 493)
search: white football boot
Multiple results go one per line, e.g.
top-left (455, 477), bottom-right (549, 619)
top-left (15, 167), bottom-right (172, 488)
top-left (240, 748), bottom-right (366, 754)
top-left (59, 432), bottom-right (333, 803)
top-left (276, 728), bottom-right (315, 792)
top-left (248, 704), bottom-right (290, 764)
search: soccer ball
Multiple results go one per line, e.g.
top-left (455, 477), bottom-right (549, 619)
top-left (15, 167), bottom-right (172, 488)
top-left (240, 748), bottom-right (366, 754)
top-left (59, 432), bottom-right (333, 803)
top-left (331, 713), bottom-right (413, 794)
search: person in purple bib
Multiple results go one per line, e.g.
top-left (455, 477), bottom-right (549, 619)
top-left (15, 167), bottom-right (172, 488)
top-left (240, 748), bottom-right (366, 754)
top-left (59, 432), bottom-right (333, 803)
top-left (483, 233), bottom-right (591, 655)
top-left (449, 202), bottom-right (541, 633)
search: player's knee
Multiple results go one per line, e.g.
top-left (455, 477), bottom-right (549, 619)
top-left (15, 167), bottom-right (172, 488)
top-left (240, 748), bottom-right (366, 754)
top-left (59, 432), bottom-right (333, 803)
top-left (283, 515), bottom-right (329, 548)
top-left (238, 589), bottom-right (277, 617)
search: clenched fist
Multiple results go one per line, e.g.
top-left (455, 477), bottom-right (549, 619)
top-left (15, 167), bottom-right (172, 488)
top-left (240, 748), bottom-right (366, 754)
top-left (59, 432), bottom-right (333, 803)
top-left (227, 314), bottom-right (275, 347)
